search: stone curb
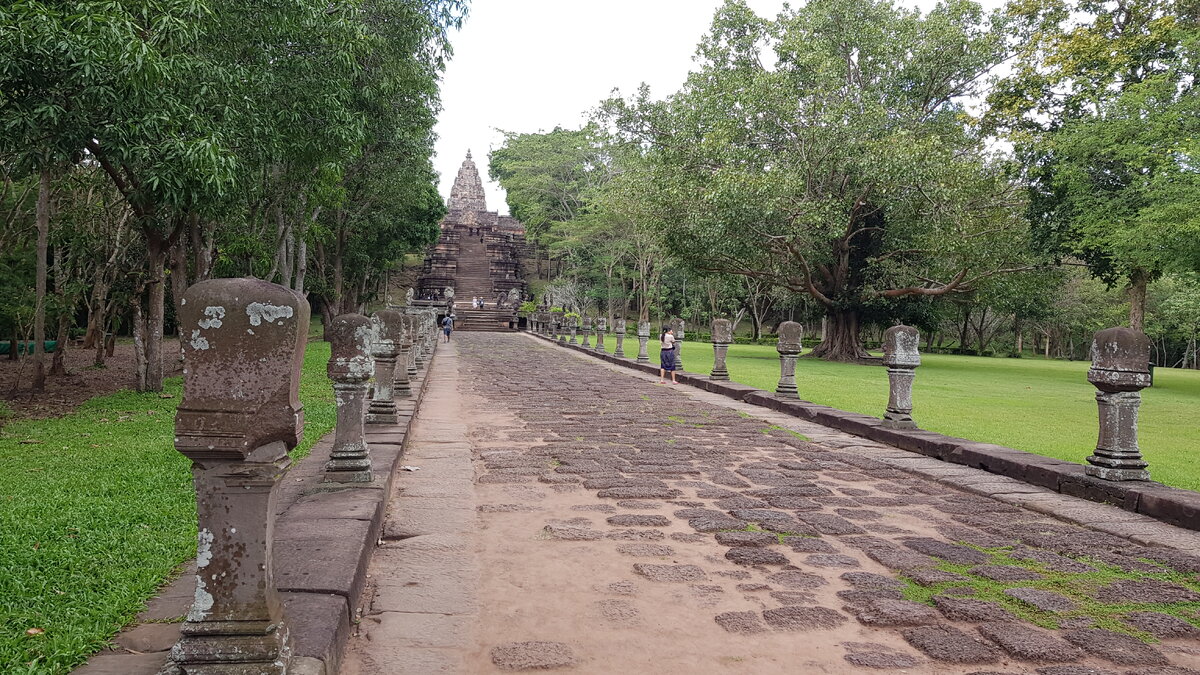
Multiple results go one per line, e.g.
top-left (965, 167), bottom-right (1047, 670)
top-left (73, 344), bottom-right (439, 675)
top-left (524, 331), bottom-right (1200, 533)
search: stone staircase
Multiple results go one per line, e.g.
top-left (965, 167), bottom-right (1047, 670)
top-left (452, 235), bottom-right (515, 331)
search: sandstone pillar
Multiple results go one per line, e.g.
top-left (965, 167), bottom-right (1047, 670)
top-left (1086, 327), bottom-right (1152, 481)
top-left (775, 321), bottom-right (803, 398)
top-left (669, 318), bottom-right (686, 371)
top-left (405, 315), bottom-right (418, 377)
top-left (326, 314), bottom-right (375, 482)
top-left (168, 278), bottom-right (308, 673)
top-left (710, 318), bottom-right (732, 381)
top-left (595, 318), bottom-right (607, 352)
top-left (393, 314), bottom-right (412, 399)
top-left (366, 310), bottom-right (402, 424)
top-left (569, 316), bottom-right (578, 344)
top-left (582, 317), bottom-right (592, 348)
top-left (636, 321), bottom-right (650, 363)
top-left (614, 319), bottom-right (627, 358)
top-left (881, 325), bottom-right (920, 429)
top-left (554, 312), bottom-right (565, 344)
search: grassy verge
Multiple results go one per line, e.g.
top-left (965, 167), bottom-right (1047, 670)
top-left (0, 341), bottom-right (334, 673)
top-left (595, 337), bottom-right (1200, 491)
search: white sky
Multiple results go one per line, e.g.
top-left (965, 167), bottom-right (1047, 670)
top-left (433, 0), bottom-right (1001, 216)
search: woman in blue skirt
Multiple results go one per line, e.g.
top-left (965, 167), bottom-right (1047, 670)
top-left (659, 326), bottom-right (678, 384)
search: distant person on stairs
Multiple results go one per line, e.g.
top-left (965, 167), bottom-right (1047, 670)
top-left (442, 315), bottom-right (454, 342)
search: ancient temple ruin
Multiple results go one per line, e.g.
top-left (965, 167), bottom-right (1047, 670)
top-left (413, 151), bottom-right (529, 330)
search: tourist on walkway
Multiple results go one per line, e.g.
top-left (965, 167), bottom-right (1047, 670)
top-left (659, 326), bottom-right (678, 385)
top-left (442, 315), bottom-right (454, 342)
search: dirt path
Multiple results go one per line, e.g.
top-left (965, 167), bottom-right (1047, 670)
top-left (0, 343), bottom-right (183, 425)
top-left (342, 333), bottom-right (1200, 674)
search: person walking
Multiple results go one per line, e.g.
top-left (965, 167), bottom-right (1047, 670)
top-left (659, 326), bottom-right (678, 384)
top-left (442, 314), bottom-right (454, 342)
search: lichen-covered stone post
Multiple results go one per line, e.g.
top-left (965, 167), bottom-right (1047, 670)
top-left (711, 318), bottom-right (732, 380)
top-left (1086, 327), bottom-right (1152, 481)
top-left (881, 325), bottom-right (920, 429)
top-left (554, 312), bottom-right (566, 343)
top-left (582, 317), bottom-right (593, 348)
top-left (366, 310), bottom-right (402, 424)
top-left (169, 278), bottom-right (308, 673)
top-left (614, 319), bottom-right (627, 357)
top-left (404, 315), bottom-right (418, 378)
top-left (393, 314), bottom-right (412, 399)
top-left (669, 318), bottom-right (686, 371)
top-left (775, 321), bottom-right (803, 398)
top-left (595, 318), bottom-right (607, 352)
top-left (569, 316), bottom-right (578, 344)
top-left (415, 310), bottom-right (434, 366)
top-left (636, 321), bottom-right (651, 363)
top-left (325, 314), bottom-right (374, 482)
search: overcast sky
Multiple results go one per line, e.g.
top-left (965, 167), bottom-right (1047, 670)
top-left (433, 0), bottom-right (1000, 216)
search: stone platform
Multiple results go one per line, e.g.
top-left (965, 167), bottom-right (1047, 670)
top-left (339, 333), bottom-right (1200, 674)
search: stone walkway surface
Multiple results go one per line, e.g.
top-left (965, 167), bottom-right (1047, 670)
top-left (341, 333), bottom-right (1200, 674)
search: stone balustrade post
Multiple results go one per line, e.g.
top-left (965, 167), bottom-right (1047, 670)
top-left (582, 317), bottom-right (592, 348)
top-left (1086, 327), bottom-right (1152, 481)
top-left (711, 318), bottom-right (732, 380)
top-left (416, 311), bottom-right (434, 366)
top-left (326, 314), bottom-right (375, 482)
top-left (881, 325), bottom-right (920, 429)
top-left (366, 310), bottom-right (402, 424)
top-left (168, 278), bottom-right (308, 673)
top-left (669, 318), bottom-right (686, 371)
top-left (595, 318), bottom-right (607, 352)
top-left (393, 315), bottom-right (412, 399)
top-left (554, 312), bottom-right (565, 343)
top-left (614, 319), bottom-right (627, 357)
top-left (775, 321), bottom-right (803, 398)
top-left (636, 321), bottom-right (651, 363)
top-left (569, 317), bottom-right (578, 344)
top-left (405, 315), bottom-right (418, 377)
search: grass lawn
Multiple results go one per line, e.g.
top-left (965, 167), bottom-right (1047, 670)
top-left (594, 336), bottom-right (1200, 492)
top-left (0, 341), bottom-right (335, 674)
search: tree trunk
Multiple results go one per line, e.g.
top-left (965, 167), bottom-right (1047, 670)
top-left (807, 309), bottom-right (872, 362)
top-left (1128, 268), bottom-right (1149, 332)
top-left (957, 305), bottom-right (971, 354)
top-left (131, 288), bottom-right (148, 391)
top-left (294, 230), bottom-right (307, 294)
top-left (143, 235), bottom-right (167, 392)
top-left (192, 215), bottom-right (213, 282)
top-left (32, 168), bottom-right (50, 393)
top-left (171, 233), bottom-right (190, 366)
top-left (319, 297), bottom-right (334, 341)
top-left (50, 311), bottom-right (69, 376)
top-left (94, 296), bottom-right (108, 368)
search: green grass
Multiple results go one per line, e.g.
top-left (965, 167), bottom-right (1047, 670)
top-left (597, 337), bottom-right (1200, 491)
top-left (899, 544), bottom-right (1200, 640)
top-left (0, 341), bottom-right (335, 673)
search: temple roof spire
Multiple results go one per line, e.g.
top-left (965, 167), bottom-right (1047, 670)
top-left (448, 150), bottom-right (487, 213)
